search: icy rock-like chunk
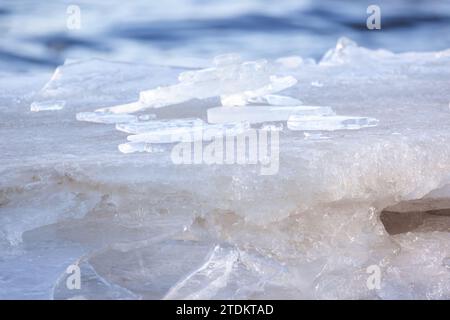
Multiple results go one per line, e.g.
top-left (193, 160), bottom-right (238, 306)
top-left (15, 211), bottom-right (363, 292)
top-left (287, 115), bottom-right (379, 131)
top-left (320, 37), bottom-right (394, 66)
top-left (116, 118), bottom-right (205, 134)
top-left (208, 106), bottom-right (334, 124)
top-left (220, 75), bottom-right (297, 106)
top-left (5, 40), bottom-right (450, 299)
top-left (76, 112), bottom-right (137, 124)
top-left (378, 232), bottom-right (450, 300)
top-left (127, 122), bottom-right (250, 144)
top-left (320, 37), bottom-right (358, 66)
top-left (30, 100), bottom-right (66, 112)
top-left (97, 58), bottom-right (297, 113)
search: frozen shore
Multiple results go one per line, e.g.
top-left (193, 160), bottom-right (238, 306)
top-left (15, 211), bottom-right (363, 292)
top-left (0, 39), bottom-right (449, 299)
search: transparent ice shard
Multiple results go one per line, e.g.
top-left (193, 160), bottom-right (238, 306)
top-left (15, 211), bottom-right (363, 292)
top-left (96, 58), bottom-right (297, 114)
top-left (287, 115), bottom-right (379, 131)
top-left (76, 112), bottom-right (138, 124)
top-left (30, 100), bottom-right (66, 112)
top-left (116, 118), bottom-right (205, 134)
top-left (127, 122), bottom-right (250, 144)
top-left (207, 106), bottom-right (334, 124)
top-left (220, 75), bottom-right (297, 106)
top-left (118, 142), bottom-right (164, 154)
top-left (96, 101), bottom-right (144, 114)
top-left (248, 94), bottom-right (302, 106)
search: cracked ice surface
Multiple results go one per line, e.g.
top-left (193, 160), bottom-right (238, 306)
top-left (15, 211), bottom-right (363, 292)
top-left (1, 38), bottom-right (450, 299)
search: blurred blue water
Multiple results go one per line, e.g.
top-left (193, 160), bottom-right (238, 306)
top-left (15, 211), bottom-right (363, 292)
top-left (1, 0), bottom-right (450, 72)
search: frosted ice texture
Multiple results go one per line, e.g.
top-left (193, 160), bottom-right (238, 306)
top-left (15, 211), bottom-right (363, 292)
top-left (3, 39), bottom-right (450, 299)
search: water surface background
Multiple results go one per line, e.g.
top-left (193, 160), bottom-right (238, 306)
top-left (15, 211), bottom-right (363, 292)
top-left (1, 0), bottom-right (450, 72)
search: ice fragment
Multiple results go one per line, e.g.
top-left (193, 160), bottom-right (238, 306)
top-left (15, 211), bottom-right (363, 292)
top-left (127, 122), bottom-right (250, 144)
top-left (30, 100), bottom-right (66, 112)
top-left (208, 106), bottom-right (334, 124)
top-left (76, 112), bottom-right (138, 124)
top-left (287, 115), bottom-right (379, 131)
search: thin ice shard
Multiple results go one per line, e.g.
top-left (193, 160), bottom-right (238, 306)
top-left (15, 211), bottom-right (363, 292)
top-left (116, 118), bottom-right (205, 134)
top-left (96, 58), bottom-right (297, 114)
top-left (287, 115), bottom-right (379, 131)
top-left (220, 75), bottom-right (298, 106)
top-left (207, 106), bottom-right (334, 124)
top-left (30, 100), bottom-right (66, 112)
top-left (127, 122), bottom-right (250, 144)
top-left (248, 94), bottom-right (302, 106)
top-left (76, 112), bottom-right (138, 124)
